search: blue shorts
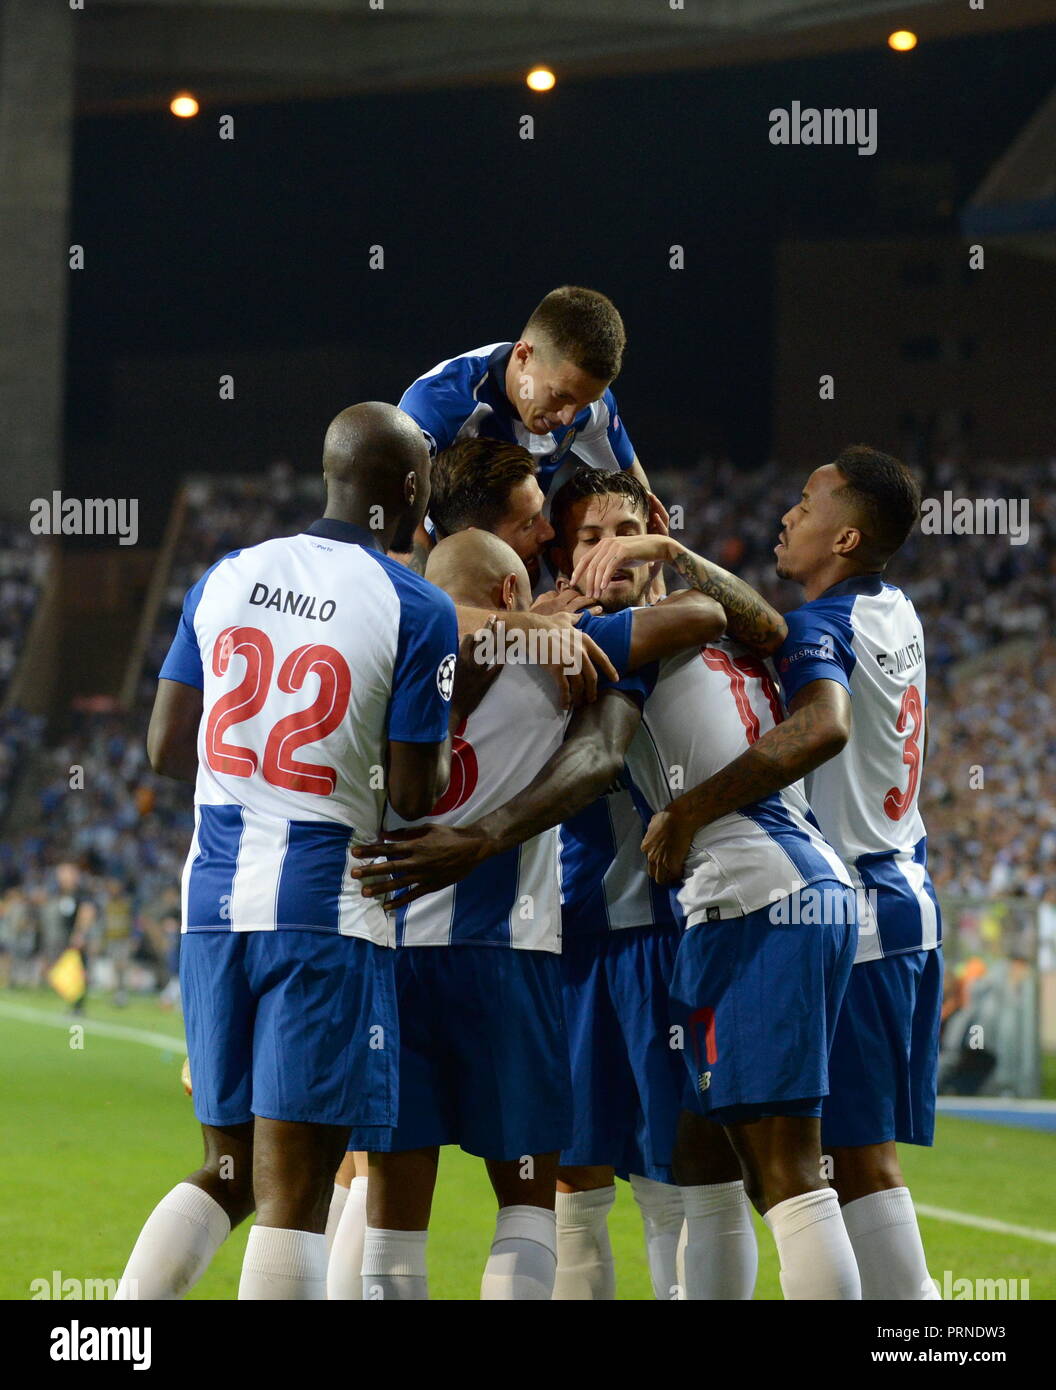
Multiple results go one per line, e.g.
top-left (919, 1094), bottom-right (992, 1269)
top-left (180, 930), bottom-right (397, 1129)
top-left (349, 945), bottom-right (572, 1161)
top-left (822, 947), bottom-right (943, 1149)
top-left (560, 925), bottom-right (683, 1182)
top-left (669, 882), bottom-right (858, 1124)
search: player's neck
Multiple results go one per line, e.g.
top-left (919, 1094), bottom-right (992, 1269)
top-left (803, 560), bottom-right (881, 602)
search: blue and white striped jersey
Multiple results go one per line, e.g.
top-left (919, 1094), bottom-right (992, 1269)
top-left (388, 608), bottom-right (634, 953)
top-left (559, 782), bottom-right (682, 938)
top-left (775, 573), bottom-right (941, 963)
top-left (159, 519), bottom-right (458, 943)
top-left (618, 636), bottom-right (852, 926)
top-left (399, 342), bottom-right (635, 501)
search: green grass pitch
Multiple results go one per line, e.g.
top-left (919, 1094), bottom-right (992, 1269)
top-left (2, 989), bottom-right (1053, 1301)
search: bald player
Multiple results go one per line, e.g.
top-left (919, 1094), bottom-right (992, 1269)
top-left (116, 403), bottom-right (479, 1301)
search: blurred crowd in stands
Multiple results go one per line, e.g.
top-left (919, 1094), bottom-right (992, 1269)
top-left (0, 456), bottom-right (1053, 1010)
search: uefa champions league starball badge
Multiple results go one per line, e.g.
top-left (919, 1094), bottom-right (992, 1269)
top-left (437, 653), bottom-right (456, 700)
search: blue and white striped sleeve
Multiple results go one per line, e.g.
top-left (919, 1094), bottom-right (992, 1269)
top-left (398, 359), bottom-right (478, 458)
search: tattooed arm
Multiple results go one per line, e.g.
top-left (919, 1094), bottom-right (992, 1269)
top-left (667, 545), bottom-right (787, 656)
top-left (640, 678), bottom-right (851, 883)
top-left (569, 535), bottom-right (786, 656)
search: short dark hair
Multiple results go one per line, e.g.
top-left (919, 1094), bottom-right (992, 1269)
top-left (429, 438), bottom-right (538, 537)
top-left (522, 286), bottom-right (626, 383)
top-left (549, 466), bottom-right (649, 552)
top-left (831, 445), bottom-right (921, 564)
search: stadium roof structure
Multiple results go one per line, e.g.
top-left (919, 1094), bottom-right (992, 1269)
top-left (78, 0), bottom-right (1056, 112)
top-left (962, 84), bottom-right (1056, 262)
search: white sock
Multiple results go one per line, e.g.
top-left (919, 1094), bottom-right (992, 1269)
top-left (327, 1176), bottom-right (368, 1300)
top-left (679, 1180), bottom-right (759, 1301)
top-left (629, 1175), bottom-right (685, 1300)
top-left (237, 1225), bottom-right (327, 1300)
top-left (114, 1181), bottom-right (230, 1300)
top-left (841, 1187), bottom-right (940, 1299)
top-left (480, 1205), bottom-right (557, 1301)
top-left (324, 1182), bottom-right (348, 1255)
top-left (764, 1188), bottom-right (862, 1300)
top-left (361, 1227), bottom-right (428, 1301)
top-left (552, 1186), bottom-right (616, 1300)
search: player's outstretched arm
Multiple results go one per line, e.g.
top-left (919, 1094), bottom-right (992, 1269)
top-left (147, 678), bottom-right (203, 783)
top-left (454, 605), bottom-right (618, 709)
top-left (570, 535), bottom-right (787, 656)
top-left (624, 589), bottom-right (726, 668)
top-left (351, 689), bottom-right (642, 909)
top-left (641, 677), bottom-right (851, 883)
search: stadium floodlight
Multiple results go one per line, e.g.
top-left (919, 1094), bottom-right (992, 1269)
top-left (526, 68), bottom-right (556, 92)
top-left (887, 30), bottom-right (918, 52)
top-left (170, 93), bottom-right (200, 118)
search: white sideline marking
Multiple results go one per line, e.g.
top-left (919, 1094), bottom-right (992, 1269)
top-left (3, 1000), bottom-right (1055, 1246)
top-left (916, 1204), bottom-right (1056, 1247)
top-left (0, 999), bottom-right (184, 1052)
top-left (937, 1096), bottom-right (1056, 1114)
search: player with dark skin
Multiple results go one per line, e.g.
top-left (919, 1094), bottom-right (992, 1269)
top-left (145, 402), bottom-right (498, 1242)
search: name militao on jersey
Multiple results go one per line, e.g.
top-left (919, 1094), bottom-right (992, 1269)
top-left (159, 518), bottom-right (458, 945)
top-left (399, 342), bottom-right (635, 500)
top-left (387, 609), bottom-right (634, 953)
top-left (775, 573), bottom-right (941, 963)
top-left (617, 634), bottom-right (852, 926)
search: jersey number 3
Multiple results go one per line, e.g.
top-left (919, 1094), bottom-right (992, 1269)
top-left (204, 626), bottom-right (351, 795)
top-left (883, 684), bottom-right (923, 821)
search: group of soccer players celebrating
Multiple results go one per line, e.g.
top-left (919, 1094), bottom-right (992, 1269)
top-left (115, 286), bottom-right (944, 1300)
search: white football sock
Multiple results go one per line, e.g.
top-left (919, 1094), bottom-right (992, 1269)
top-left (114, 1181), bottom-right (230, 1300)
top-left (480, 1205), bottom-right (557, 1301)
top-left (764, 1188), bottom-right (862, 1300)
top-left (324, 1181), bottom-right (348, 1254)
top-left (841, 1187), bottom-right (940, 1299)
top-left (552, 1186), bottom-right (616, 1300)
top-left (361, 1227), bottom-right (428, 1301)
top-left (327, 1175), bottom-right (368, 1300)
top-left (238, 1225), bottom-right (327, 1300)
top-left (679, 1180), bottom-right (759, 1300)
top-left (629, 1175), bottom-right (685, 1300)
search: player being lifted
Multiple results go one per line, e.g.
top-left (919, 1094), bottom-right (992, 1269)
top-left (343, 527), bottom-right (723, 1299)
top-left (396, 285), bottom-right (667, 583)
top-left (621, 447), bottom-right (941, 1300)
top-left (115, 403), bottom-right (484, 1301)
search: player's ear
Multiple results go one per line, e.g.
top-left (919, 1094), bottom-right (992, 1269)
top-left (833, 525), bottom-right (862, 559)
top-left (500, 572), bottom-right (517, 611)
top-left (403, 470), bottom-right (417, 506)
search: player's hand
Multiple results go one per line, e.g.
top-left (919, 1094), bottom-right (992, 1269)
top-left (641, 806), bottom-right (695, 885)
top-left (530, 583), bottom-right (602, 617)
top-left (350, 825), bottom-right (491, 910)
top-left (647, 491), bottom-right (670, 534)
top-left (450, 617), bottom-right (503, 724)
top-left (518, 613), bottom-right (618, 708)
top-left (570, 534), bottom-right (676, 601)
